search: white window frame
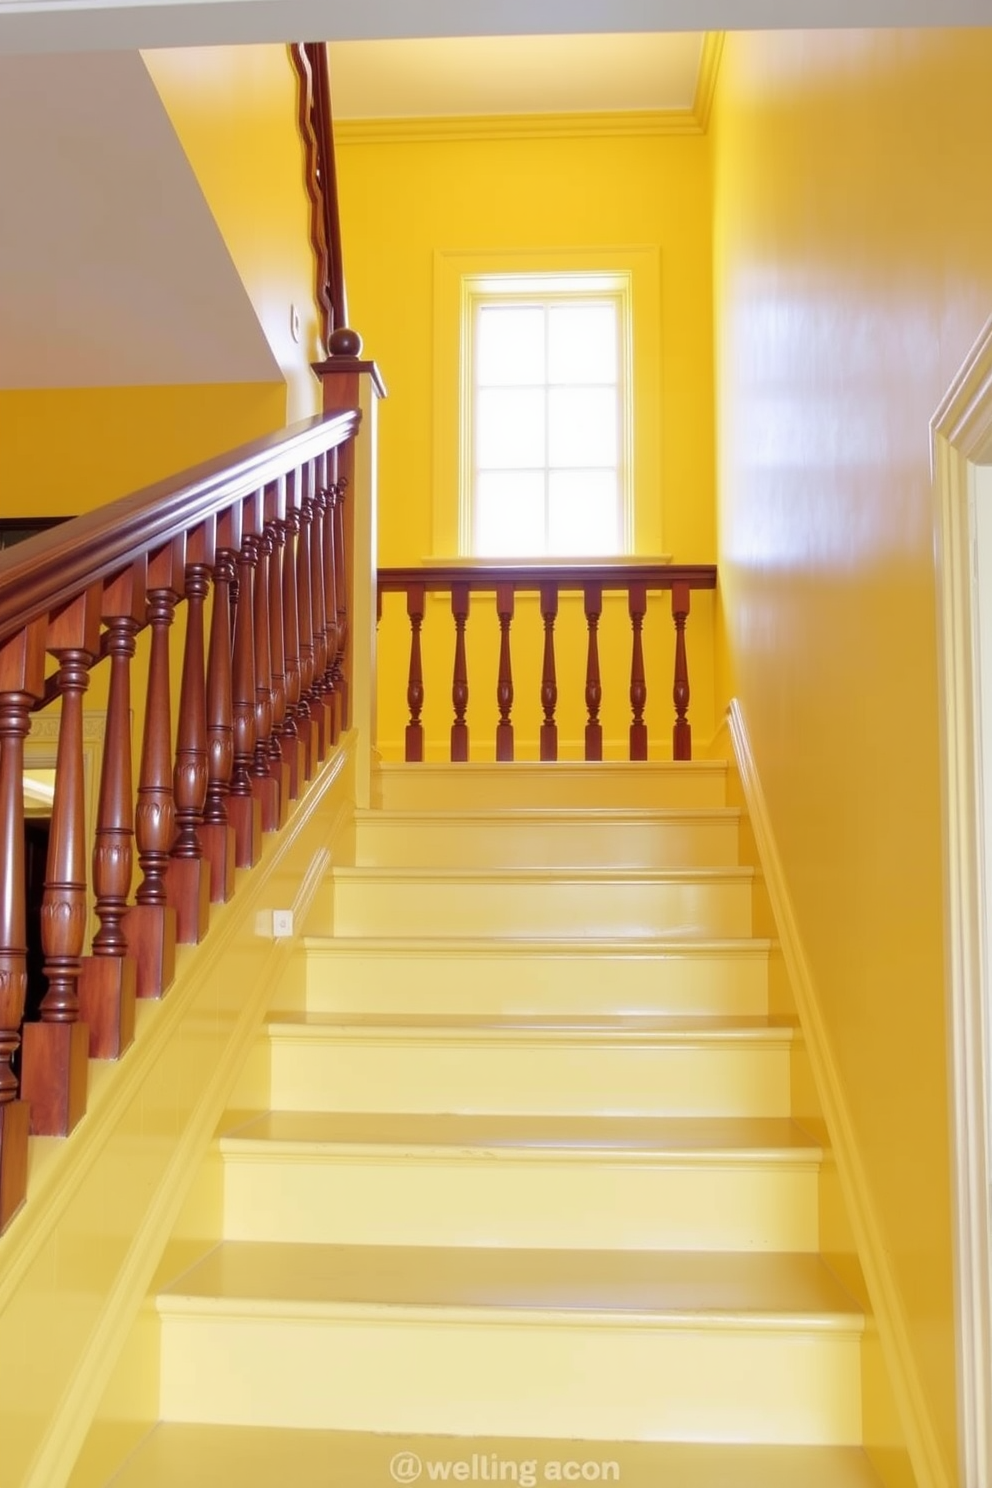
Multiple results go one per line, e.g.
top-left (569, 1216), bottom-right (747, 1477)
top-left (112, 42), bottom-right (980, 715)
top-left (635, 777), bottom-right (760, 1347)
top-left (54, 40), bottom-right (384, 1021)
top-left (462, 272), bottom-right (632, 559)
top-left (432, 246), bottom-right (663, 561)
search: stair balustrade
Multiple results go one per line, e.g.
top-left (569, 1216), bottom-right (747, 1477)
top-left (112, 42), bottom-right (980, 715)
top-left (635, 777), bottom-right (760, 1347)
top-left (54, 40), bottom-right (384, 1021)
top-left (378, 564), bottom-right (716, 763)
top-left (0, 410), bottom-right (359, 1235)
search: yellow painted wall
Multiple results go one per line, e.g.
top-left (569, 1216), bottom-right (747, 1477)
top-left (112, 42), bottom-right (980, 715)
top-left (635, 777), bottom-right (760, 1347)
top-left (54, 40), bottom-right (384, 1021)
top-left (0, 383), bottom-right (287, 516)
top-left (336, 129), bottom-right (717, 757)
top-left (142, 45), bottom-right (323, 423)
top-left (711, 28), bottom-right (992, 1485)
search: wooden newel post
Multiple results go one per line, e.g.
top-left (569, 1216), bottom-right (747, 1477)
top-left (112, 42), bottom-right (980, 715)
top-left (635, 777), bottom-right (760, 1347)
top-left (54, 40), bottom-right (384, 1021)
top-left (0, 621), bottom-right (45, 1231)
top-left (22, 587), bottom-right (101, 1135)
top-left (78, 563), bottom-right (144, 1059)
top-left (405, 583), bottom-right (425, 763)
top-left (672, 580), bottom-right (692, 762)
top-left (313, 333), bottom-right (386, 809)
top-left (125, 537), bottom-right (183, 1001)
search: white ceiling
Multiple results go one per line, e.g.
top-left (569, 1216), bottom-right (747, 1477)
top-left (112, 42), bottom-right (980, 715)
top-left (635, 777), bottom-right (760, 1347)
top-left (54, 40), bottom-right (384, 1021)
top-left (0, 51), bottom-right (278, 388)
top-left (1, 0), bottom-right (990, 54)
top-left (328, 34), bottom-right (704, 119)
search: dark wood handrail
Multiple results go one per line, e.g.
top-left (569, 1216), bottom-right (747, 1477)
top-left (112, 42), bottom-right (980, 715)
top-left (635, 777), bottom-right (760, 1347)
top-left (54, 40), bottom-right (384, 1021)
top-left (0, 412), bottom-right (358, 648)
top-left (291, 42), bottom-right (350, 353)
top-left (379, 563), bottom-right (717, 594)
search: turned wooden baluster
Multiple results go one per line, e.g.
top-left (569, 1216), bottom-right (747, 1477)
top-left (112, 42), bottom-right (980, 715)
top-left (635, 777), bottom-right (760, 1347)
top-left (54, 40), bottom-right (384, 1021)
top-left (282, 476), bottom-right (305, 793)
top-left (309, 468), bottom-right (330, 754)
top-left (496, 583), bottom-right (514, 762)
top-left (168, 530), bottom-right (213, 944)
top-left (405, 583), bottom-right (425, 763)
top-left (252, 517), bottom-right (281, 833)
top-left (22, 589), bottom-right (100, 1135)
top-left (450, 583), bottom-right (470, 762)
top-left (320, 459), bottom-right (341, 743)
top-left (266, 482), bottom-right (291, 810)
top-left (229, 525), bottom-right (262, 868)
top-left (127, 541), bottom-right (182, 1000)
top-left (331, 472), bottom-right (349, 729)
top-left (540, 582), bottom-right (559, 762)
top-left (584, 582), bottom-right (603, 762)
top-left (201, 514), bottom-right (237, 902)
top-left (296, 477), bottom-right (319, 772)
top-left (628, 582), bottom-right (648, 761)
top-left (77, 564), bottom-right (144, 1059)
top-left (0, 621), bottom-right (44, 1232)
top-left (672, 580), bottom-right (692, 761)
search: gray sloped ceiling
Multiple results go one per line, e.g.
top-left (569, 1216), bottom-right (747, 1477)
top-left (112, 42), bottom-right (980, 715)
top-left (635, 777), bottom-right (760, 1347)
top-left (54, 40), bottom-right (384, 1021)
top-left (0, 49), bottom-right (280, 389)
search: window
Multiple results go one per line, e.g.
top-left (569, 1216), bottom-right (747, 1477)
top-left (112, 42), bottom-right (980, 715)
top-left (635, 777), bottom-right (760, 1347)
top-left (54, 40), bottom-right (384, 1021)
top-left (433, 247), bottom-right (662, 559)
top-left (466, 275), bottom-right (629, 558)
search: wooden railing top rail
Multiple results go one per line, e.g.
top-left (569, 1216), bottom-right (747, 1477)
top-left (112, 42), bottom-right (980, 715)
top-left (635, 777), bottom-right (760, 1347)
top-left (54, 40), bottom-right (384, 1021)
top-left (0, 410), bottom-right (359, 648)
top-left (378, 562), bottom-right (717, 595)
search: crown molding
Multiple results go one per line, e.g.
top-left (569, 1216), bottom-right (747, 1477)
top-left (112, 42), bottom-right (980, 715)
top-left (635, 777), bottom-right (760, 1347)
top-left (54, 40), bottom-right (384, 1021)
top-left (336, 107), bottom-right (705, 145)
top-left (336, 30), bottom-right (724, 145)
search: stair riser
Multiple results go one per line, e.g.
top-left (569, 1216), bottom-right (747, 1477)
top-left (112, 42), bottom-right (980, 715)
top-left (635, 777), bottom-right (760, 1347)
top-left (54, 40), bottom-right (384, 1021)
top-left (321, 878), bottom-right (752, 939)
top-left (158, 1313), bottom-right (862, 1444)
top-left (376, 767), bottom-right (725, 815)
top-left (353, 816), bottom-right (741, 870)
top-left (375, 764), bottom-right (728, 812)
top-left (222, 1155), bottom-right (819, 1251)
top-left (303, 947), bottom-right (770, 1017)
top-left (268, 1038), bottom-right (792, 1117)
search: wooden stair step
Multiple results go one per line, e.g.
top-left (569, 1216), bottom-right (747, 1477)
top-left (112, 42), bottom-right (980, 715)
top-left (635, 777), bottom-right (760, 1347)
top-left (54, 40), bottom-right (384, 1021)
top-left (102, 1423), bottom-right (887, 1488)
top-left (218, 1112), bottom-right (821, 1251)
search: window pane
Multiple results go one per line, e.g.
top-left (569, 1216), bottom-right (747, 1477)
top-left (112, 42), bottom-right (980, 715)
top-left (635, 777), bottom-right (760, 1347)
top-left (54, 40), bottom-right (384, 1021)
top-left (548, 303), bottom-right (617, 386)
top-left (476, 305), bottom-right (545, 386)
top-left (476, 472), bottom-right (546, 557)
top-left (476, 387), bottom-right (545, 469)
top-left (548, 471), bottom-right (620, 556)
top-left (548, 387), bottom-right (618, 468)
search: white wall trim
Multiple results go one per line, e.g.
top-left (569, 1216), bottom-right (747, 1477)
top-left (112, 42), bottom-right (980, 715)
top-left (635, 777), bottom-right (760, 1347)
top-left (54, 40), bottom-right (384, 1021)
top-left (727, 696), bottom-right (952, 1488)
top-left (931, 314), bottom-right (992, 1488)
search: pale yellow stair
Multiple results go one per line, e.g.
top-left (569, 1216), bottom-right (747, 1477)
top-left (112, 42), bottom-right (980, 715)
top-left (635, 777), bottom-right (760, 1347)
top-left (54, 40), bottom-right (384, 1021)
top-left (88, 761), bottom-right (884, 1487)
top-left (156, 1243), bottom-right (863, 1442)
top-left (219, 1111), bottom-right (822, 1250)
top-left (353, 805), bottom-right (743, 869)
top-left (105, 1424), bottom-right (886, 1488)
top-left (302, 935), bottom-right (772, 1017)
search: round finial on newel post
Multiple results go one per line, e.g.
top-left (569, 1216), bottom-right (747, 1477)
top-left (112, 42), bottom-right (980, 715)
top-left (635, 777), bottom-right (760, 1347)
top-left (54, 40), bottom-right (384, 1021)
top-left (328, 326), bottom-right (363, 358)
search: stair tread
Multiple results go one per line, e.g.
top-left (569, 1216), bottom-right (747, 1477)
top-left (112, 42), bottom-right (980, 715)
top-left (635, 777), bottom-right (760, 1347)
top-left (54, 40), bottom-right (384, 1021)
top-left (107, 1424), bottom-right (885, 1488)
top-left (159, 1243), bottom-right (861, 1325)
top-left (221, 1111), bottom-right (821, 1160)
top-left (304, 934), bottom-right (772, 954)
top-left (107, 1424), bottom-right (884, 1488)
top-left (355, 806), bottom-right (742, 823)
top-left (331, 865), bottom-right (754, 882)
top-left (268, 1011), bottom-right (793, 1043)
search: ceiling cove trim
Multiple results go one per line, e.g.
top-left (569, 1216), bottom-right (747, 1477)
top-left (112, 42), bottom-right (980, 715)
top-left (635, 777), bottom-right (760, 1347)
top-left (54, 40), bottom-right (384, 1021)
top-left (335, 31), bottom-right (725, 145)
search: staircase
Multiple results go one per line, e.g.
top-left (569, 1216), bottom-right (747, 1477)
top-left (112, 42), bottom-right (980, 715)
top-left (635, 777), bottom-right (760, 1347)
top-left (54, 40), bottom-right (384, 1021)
top-left (102, 760), bottom-right (884, 1487)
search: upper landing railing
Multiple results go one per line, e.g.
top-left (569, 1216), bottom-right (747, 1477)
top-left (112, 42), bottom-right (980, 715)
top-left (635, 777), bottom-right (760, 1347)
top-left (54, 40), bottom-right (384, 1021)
top-left (378, 564), bottom-right (716, 764)
top-left (0, 405), bottom-right (363, 1235)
